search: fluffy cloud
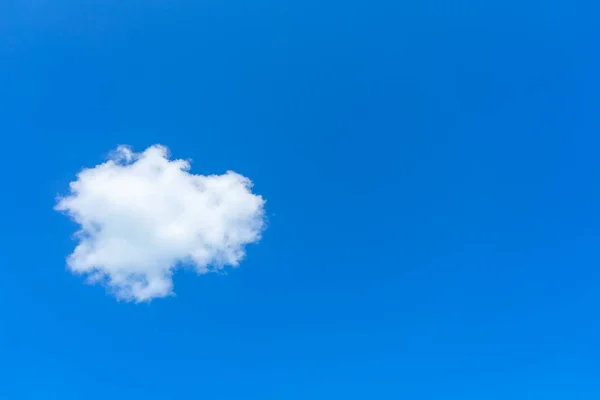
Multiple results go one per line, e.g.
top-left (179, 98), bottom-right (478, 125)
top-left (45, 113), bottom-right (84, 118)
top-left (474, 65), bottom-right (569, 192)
top-left (55, 145), bottom-right (266, 302)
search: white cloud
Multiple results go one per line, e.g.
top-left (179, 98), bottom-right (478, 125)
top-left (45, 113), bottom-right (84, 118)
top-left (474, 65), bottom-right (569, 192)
top-left (55, 145), bottom-right (266, 302)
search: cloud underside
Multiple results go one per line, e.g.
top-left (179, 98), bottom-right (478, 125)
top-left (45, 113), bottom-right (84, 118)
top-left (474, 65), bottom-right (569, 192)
top-left (55, 145), bottom-right (265, 301)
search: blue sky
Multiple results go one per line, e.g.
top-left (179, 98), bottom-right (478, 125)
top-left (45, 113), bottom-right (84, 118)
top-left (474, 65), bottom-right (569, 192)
top-left (1, 0), bottom-right (600, 398)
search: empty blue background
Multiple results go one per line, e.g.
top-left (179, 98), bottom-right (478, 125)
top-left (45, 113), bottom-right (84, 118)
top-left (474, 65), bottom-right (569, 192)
top-left (1, 0), bottom-right (599, 398)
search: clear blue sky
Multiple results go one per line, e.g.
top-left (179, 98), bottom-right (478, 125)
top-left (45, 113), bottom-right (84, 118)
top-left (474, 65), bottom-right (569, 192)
top-left (1, 0), bottom-right (600, 398)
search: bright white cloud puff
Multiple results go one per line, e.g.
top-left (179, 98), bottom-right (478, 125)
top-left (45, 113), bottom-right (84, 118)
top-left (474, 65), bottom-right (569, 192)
top-left (55, 145), bottom-right (266, 302)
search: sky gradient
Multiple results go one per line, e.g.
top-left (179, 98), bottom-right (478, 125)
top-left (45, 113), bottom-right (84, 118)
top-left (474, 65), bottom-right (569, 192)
top-left (1, 0), bottom-right (600, 398)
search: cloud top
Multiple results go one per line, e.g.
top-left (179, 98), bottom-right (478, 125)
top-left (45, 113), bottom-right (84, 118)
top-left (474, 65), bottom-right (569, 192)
top-left (55, 145), bottom-right (266, 301)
